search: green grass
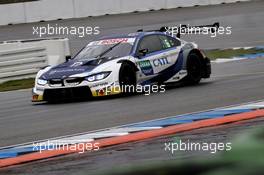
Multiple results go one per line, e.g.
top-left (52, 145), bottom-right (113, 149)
top-left (0, 78), bottom-right (34, 92)
top-left (205, 48), bottom-right (264, 60)
top-left (96, 128), bottom-right (264, 175)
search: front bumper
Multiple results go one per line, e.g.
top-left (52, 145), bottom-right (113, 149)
top-left (44, 86), bottom-right (92, 101)
top-left (32, 84), bottom-right (122, 102)
top-left (32, 93), bottom-right (44, 102)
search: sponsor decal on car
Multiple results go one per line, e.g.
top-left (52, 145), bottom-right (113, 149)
top-left (153, 57), bottom-right (170, 67)
top-left (88, 38), bottom-right (136, 46)
top-left (90, 82), bottom-right (109, 88)
top-left (138, 60), bottom-right (154, 76)
top-left (93, 83), bottom-right (121, 96)
top-left (48, 68), bottom-right (86, 75)
top-left (70, 62), bottom-right (83, 67)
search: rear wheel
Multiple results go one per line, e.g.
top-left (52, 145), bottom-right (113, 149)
top-left (119, 62), bottom-right (137, 94)
top-left (185, 53), bottom-right (202, 85)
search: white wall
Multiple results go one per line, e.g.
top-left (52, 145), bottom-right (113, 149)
top-left (0, 0), bottom-right (251, 26)
top-left (120, 0), bottom-right (166, 13)
top-left (74, 0), bottom-right (121, 17)
top-left (0, 38), bottom-right (70, 83)
top-left (0, 3), bottom-right (25, 25)
top-left (25, 0), bottom-right (75, 23)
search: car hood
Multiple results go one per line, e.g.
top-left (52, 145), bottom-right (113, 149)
top-left (40, 58), bottom-right (101, 80)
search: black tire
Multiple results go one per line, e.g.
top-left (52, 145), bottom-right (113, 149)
top-left (185, 53), bottom-right (202, 85)
top-left (119, 62), bottom-right (137, 94)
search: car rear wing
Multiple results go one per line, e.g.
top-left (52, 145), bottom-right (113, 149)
top-left (138, 22), bottom-right (220, 38)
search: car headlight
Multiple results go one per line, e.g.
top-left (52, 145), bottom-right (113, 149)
top-left (37, 79), bottom-right (48, 86)
top-left (86, 72), bottom-right (111, 82)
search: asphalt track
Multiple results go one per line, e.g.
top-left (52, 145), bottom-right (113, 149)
top-left (2, 117), bottom-right (264, 175)
top-left (0, 0), bottom-right (264, 55)
top-left (0, 0), bottom-right (264, 148)
top-left (1, 55), bottom-right (264, 148)
top-left (0, 1), bottom-right (264, 175)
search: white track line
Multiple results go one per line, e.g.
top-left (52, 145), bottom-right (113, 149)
top-left (1, 100), bottom-right (264, 150)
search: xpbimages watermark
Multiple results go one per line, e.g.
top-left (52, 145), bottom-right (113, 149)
top-left (116, 84), bottom-right (166, 95)
top-left (164, 24), bottom-right (232, 38)
top-left (164, 140), bottom-right (232, 154)
top-left (32, 24), bottom-right (100, 37)
top-left (94, 83), bottom-right (166, 96)
top-left (32, 140), bottom-right (100, 154)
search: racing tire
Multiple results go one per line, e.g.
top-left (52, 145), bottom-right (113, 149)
top-left (185, 53), bottom-right (202, 85)
top-left (119, 62), bottom-right (137, 95)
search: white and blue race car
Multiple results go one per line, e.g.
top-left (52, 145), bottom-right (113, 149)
top-left (32, 28), bottom-right (211, 102)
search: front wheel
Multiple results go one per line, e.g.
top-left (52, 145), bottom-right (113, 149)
top-left (185, 53), bottom-right (202, 85)
top-left (119, 62), bottom-right (137, 94)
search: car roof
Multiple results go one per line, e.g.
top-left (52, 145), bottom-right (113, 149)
top-left (98, 31), bottom-right (167, 40)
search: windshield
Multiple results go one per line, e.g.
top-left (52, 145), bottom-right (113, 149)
top-left (74, 38), bottom-right (135, 60)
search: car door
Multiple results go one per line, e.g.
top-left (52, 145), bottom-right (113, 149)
top-left (135, 34), bottom-right (180, 82)
top-left (135, 34), bottom-right (172, 79)
top-left (158, 34), bottom-right (181, 67)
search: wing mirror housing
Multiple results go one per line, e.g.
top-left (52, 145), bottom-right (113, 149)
top-left (65, 55), bottom-right (72, 62)
top-left (138, 48), bottom-right (148, 57)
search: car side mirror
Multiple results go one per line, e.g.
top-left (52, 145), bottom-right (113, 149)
top-left (138, 48), bottom-right (148, 57)
top-left (65, 55), bottom-right (72, 62)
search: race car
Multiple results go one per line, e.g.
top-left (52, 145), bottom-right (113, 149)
top-left (32, 26), bottom-right (212, 102)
